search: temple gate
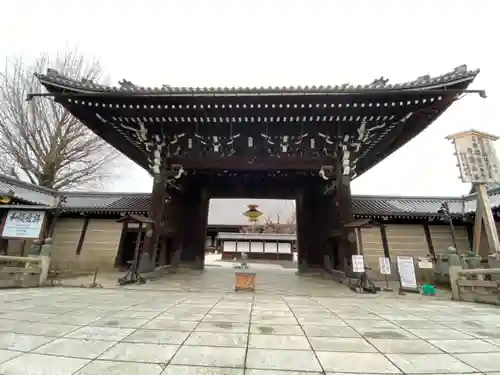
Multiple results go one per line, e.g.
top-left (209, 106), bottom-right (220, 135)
top-left (33, 66), bottom-right (478, 273)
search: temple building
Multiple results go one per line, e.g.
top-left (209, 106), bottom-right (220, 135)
top-left (1, 65), bottom-right (494, 280)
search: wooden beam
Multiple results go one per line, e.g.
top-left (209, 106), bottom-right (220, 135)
top-left (76, 217), bottom-right (90, 255)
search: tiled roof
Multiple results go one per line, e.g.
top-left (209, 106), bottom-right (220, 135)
top-left (3, 173), bottom-right (500, 224)
top-left (352, 196), bottom-right (465, 217)
top-left (60, 194), bottom-right (469, 220)
top-left (0, 174), bottom-right (56, 206)
top-left (61, 193), bottom-right (151, 213)
top-left (35, 65), bottom-right (479, 96)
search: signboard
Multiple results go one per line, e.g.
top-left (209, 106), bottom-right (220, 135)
top-left (352, 254), bottom-right (365, 273)
top-left (448, 131), bottom-right (500, 184)
top-left (379, 257), bottom-right (391, 275)
top-left (418, 257), bottom-right (433, 269)
top-left (1, 210), bottom-right (45, 239)
top-left (396, 256), bottom-right (418, 290)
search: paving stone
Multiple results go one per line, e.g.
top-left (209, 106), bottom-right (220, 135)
top-left (302, 325), bottom-right (360, 338)
top-left (44, 315), bottom-right (101, 325)
top-left (163, 365), bottom-right (244, 374)
top-left (123, 329), bottom-right (190, 344)
top-left (203, 314), bottom-right (250, 323)
top-left (390, 319), bottom-right (447, 329)
top-left (34, 338), bottom-right (116, 359)
top-left (297, 317), bottom-right (347, 326)
top-left (186, 332), bottom-right (247, 347)
top-left (0, 321), bottom-right (79, 337)
top-left (171, 346), bottom-right (245, 367)
top-left (316, 351), bottom-right (401, 373)
top-left (65, 326), bottom-right (135, 341)
top-left (309, 337), bottom-right (377, 352)
top-left (195, 322), bottom-right (249, 333)
top-left (160, 312), bottom-right (206, 321)
top-left (253, 304), bottom-right (290, 311)
top-left (0, 353), bottom-right (89, 375)
top-left (407, 328), bottom-right (474, 340)
top-left (142, 319), bottom-right (198, 331)
top-left (252, 310), bottom-right (294, 317)
top-left (344, 319), bottom-right (398, 330)
top-left (98, 342), bottom-right (178, 364)
top-left (0, 332), bottom-right (54, 352)
top-left (246, 370), bottom-right (322, 375)
top-left (387, 353), bottom-right (477, 373)
top-left (246, 348), bottom-right (322, 372)
top-left (106, 310), bottom-right (160, 319)
top-left (251, 316), bottom-right (298, 325)
top-left (455, 352), bottom-right (500, 372)
top-left (468, 328), bottom-right (500, 339)
top-left (0, 349), bottom-right (21, 364)
top-left (429, 339), bottom-right (500, 353)
top-left (75, 359), bottom-right (163, 375)
top-left (357, 328), bottom-right (417, 339)
top-left (486, 338), bottom-right (500, 347)
top-left (248, 334), bottom-right (310, 350)
top-left (250, 324), bottom-right (304, 335)
top-left (368, 338), bottom-right (442, 353)
top-left (1, 312), bottom-right (55, 322)
top-left (90, 316), bottom-right (150, 328)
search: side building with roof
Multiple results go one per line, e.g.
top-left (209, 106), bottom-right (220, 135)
top-left (1, 173), bottom-right (499, 279)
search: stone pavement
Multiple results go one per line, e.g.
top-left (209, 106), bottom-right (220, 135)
top-left (1, 280), bottom-right (500, 374)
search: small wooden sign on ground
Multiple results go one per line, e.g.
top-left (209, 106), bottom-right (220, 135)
top-left (234, 271), bottom-right (256, 292)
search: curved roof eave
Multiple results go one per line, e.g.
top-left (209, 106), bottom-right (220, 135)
top-left (35, 66), bottom-right (479, 97)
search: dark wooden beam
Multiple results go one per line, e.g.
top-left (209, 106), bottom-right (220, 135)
top-left (76, 217), bottom-right (90, 255)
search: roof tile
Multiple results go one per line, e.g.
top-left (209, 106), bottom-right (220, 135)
top-left (35, 66), bottom-right (479, 96)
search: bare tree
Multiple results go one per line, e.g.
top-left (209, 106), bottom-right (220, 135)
top-left (0, 51), bottom-right (118, 190)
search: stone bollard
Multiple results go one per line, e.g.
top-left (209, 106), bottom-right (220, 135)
top-left (488, 254), bottom-right (500, 281)
top-left (39, 238), bottom-right (53, 285)
top-left (27, 239), bottom-right (42, 256)
top-left (449, 263), bottom-right (464, 301)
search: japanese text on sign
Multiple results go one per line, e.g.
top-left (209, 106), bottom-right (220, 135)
top-left (2, 210), bottom-right (46, 239)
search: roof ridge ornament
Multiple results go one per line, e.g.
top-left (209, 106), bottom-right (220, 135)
top-left (118, 79), bottom-right (137, 90)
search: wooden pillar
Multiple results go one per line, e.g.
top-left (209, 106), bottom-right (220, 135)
top-left (142, 174), bottom-right (166, 269)
top-left (336, 162), bottom-right (357, 274)
top-left (179, 185), bottom-right (209, 269)
top-left (164, 193), bottom-right (184, 268)
top-left (296, 188), bottom-right (331, 272)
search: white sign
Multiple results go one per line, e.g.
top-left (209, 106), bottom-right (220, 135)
top-left (397, 256), bottom-right (418, 290)
top-left (1, 210), bottom-right (45, 239)
top-left (379, 257), bottom-right (392, 275)
top-left (352, 255), bottom-right (365, 273)
top-left (451, 133), bottom-right (500, 184)
top-left (418, 259), bottom-right (433, 269)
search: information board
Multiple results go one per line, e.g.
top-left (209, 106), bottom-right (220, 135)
top-left (452, 134), bottom-right (500, 184)
top-left (418, 258), bottom-right (433, 269)
top-left (1, 210), bottom-right (46, 239)
top-left (379, 257), bottom-right (391, 275)
top-left (352, 255), bottom-right (365, 273)
top-left (396, 256), bottom-right (418, 290)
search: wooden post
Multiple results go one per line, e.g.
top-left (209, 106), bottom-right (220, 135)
top-left (142, 173), bottom-right (166, 269)
top-left (475, 183), bottom-right (500, 258)
top-left (336, 161), bottom-right (357, 274)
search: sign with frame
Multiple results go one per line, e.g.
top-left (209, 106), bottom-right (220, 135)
top-left (1, 210), bottom-right (46, 239)
top-left (396, 256), bottom-right (419, 292)
top-left (379, 257), bottom-right (391, 275)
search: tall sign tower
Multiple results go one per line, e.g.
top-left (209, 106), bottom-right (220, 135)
top-left (446, 130), bottom-right (500, 258)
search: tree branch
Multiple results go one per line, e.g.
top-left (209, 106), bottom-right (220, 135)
top-left (0, 50), bottom-right (120, 190)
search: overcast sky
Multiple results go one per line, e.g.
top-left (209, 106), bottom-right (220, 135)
top-left (1, 0), bottom-right (498, 218)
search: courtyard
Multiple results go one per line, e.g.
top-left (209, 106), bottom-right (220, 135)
top-left (1, 263), bottom-right (500, 374)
